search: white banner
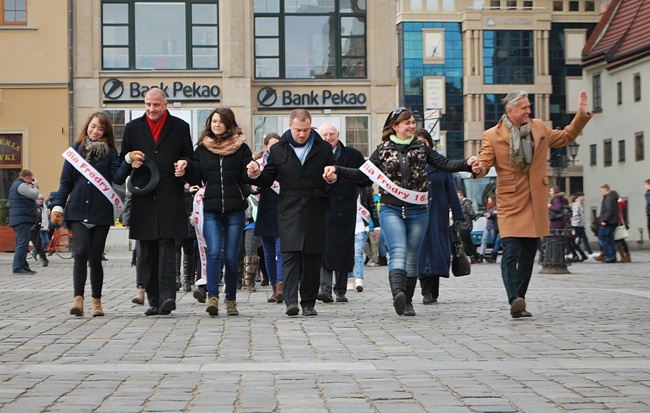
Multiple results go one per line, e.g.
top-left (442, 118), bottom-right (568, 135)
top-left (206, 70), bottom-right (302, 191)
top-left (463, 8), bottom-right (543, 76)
top-left (359, 160), bottom-right (428, 205)
top-left (61, 147), bottom-right (124, 211)
top-left (191, 187), bottom-right (207, 285)
top-left (357, 199), bottom-right (371, 223)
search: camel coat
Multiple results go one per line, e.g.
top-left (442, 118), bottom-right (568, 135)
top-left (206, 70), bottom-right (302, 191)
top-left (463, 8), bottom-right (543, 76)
top-left (474, 112), bottom-right (591, 238)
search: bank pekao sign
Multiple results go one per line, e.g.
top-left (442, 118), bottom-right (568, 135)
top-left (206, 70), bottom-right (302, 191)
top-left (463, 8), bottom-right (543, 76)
top-left (102, 78), bottom-right (221, 103)
top-left (257, 86), bottom-right (366, 110)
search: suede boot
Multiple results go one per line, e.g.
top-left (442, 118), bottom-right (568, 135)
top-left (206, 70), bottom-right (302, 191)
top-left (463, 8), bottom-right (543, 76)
top-left (70, 295), bottom-right (83, 316)
top-left (388, 269), bottom-right (407, 315)
top-left (275, 281), bottom-right (283, 304)
top-left (267, 284), bottom-right (277, 302)
top-left (244, 255), bottom-right (259, 292)
top-left (92, 297), bottom-right (104, 317)
top-left (131, 287), bottom-right (145, 305)
top-left (403, 277), bottom-right (417, 316)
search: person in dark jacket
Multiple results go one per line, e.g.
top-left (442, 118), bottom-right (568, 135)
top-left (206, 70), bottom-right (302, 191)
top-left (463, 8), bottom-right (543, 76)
top-left (348, 185), bottom-right (380, 292)
top-left (324, 108), bottom-right (475, 316)
top-left (188, 107), bottom-right (253, 317)
top-left (645, 179), bottom-right (650, 239)
top-left (317, 122), bottom-right (368, 303)
top-left (51, 112), bottom-right (122, 317)
top-left (247, 109), bottom-right (336, 317)
top-left (253, 133), bottom-right (284, 304)
top-left (9, 169), bottom-right (40, 274)
top-left (414, 129), bottom-right (464, 305)
top-left (597, 184), bottom-right (620, 263)
top-left (116, 88), bottom-right (194, 316)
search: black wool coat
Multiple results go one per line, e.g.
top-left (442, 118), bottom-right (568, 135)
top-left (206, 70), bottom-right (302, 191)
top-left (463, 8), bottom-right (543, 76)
top-left (253, 130), bottom-right (335, 254)
top-left (322, 142), bottom-right (369, 272)
top-left (116, 112), bottom-right (194, 240)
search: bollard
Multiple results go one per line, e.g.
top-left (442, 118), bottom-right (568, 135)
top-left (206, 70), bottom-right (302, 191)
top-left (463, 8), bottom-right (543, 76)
top-left (538, 228), bottom-right (571, 274)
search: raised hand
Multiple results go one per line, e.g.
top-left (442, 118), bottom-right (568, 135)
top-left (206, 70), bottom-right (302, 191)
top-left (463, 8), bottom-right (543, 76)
top-left (578, 90), bottom-right (588, 115)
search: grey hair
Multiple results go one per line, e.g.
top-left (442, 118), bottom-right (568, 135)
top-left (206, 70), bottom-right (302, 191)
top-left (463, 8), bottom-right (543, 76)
top-left (502, 90), bottom-right (528, 109)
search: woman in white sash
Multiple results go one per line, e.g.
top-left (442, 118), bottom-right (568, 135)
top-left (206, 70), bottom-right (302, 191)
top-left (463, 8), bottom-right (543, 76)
top-left (51, 112), bottom-right (122, 317)
top-left (324, 108), bottom-right (476, 316)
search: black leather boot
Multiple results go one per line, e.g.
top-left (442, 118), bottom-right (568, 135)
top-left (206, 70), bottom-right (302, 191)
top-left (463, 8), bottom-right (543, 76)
top-left (388, 269), bottom-right (406, 315)
top-left (175, 251), bottom-right (182, 290)
top-left (404, 277), bottom-right (417, 316)
top-left (420, 277), bottom-right (434, 305)
top-left (182, 254), bottom-right (194, 292)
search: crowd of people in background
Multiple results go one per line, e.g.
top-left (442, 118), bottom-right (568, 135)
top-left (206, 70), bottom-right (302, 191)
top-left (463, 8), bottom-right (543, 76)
top-left (9, 86), bottom-right (650, 320)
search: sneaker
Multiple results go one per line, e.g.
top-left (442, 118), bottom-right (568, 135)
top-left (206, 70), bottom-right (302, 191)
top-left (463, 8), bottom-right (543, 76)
top-left (226, 300), bottom-right (239, 316)
top-left (355, 279), bottom-right (363, 292)
top-left (347, 279), bottom-right (355, 291)
top-left (206, 297), bottom-right (219, 316)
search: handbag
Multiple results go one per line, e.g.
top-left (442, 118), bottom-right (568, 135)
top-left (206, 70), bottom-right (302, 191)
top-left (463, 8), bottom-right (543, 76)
top-left (450, 223), bottom-right (471, 277)
top-left (614, 224), bottom-right (629, 241)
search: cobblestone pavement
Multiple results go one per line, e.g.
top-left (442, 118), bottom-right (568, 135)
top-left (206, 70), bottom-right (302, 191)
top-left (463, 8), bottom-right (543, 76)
top-left (0, 249), bottom-right (649, 413)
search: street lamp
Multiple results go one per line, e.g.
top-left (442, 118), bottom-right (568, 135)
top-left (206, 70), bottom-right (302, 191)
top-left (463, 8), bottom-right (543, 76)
top-left (568, 141), bottom-right (579, 165)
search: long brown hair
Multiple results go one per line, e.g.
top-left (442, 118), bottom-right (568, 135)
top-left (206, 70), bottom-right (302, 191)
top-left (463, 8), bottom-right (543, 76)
top-left (200, 107), bottom-right (239, 142)
top-left (75, 112), bottom-right (116, 148)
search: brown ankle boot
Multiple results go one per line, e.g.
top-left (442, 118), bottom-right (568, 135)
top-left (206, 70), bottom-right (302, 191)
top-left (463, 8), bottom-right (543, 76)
top-left (70, 295), bottom-right (83, 316)
top-left (267, 284), bottom-right (277, 302)
top-left (275, 281), bottom-right (283, 304)
top-left (92, 297), bottom-right (104, 317)
top-left (131, 287), bottom-right (145, 305)
top-left (244, 255), bottom-right (258, 293)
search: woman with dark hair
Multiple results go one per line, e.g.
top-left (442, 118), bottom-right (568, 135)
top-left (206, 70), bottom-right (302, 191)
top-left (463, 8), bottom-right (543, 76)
top-left (189, 107), bottom-right (253, 316)
top-left (51, 112), bottom-right (122, 317)
top-left (324, 108), bottom-right (476, 316)
top-left (414, 128), bottom-right (465, 305)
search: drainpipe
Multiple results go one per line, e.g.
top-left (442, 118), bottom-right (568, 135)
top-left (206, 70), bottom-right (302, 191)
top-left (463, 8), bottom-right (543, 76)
top-left (68, 0), bottom-right (74, 144)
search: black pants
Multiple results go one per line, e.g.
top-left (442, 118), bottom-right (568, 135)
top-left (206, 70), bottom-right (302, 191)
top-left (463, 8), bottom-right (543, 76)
top-left (70, 222), bottom-right (110, 298)
top-left (320, 268), bottom-right (348, 296)
top-left (282, 251), bottom-right (321, 309)
top-left (140, 238), bottom-right (176, 308)
top-left (459, 227), bottom-right (478, 260)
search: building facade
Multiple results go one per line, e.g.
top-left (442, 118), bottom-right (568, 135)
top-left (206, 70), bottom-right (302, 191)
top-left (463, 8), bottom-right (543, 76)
top-left (395, 0), bottom-right (603, 196)
top-left (0, 1), bottom-right (70, 199)
top-left (72, 0), bottom-right (397, 165)
top-left (581, 0), bottom-right (650, 244)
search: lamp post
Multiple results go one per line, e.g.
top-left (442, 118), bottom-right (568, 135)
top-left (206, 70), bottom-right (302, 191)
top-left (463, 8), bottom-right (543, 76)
top-left (568, 141), bottom-right (579, 165)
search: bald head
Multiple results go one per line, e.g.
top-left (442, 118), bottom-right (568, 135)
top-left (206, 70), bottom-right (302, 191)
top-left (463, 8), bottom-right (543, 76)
top-left (144, 88), bottom-right (168, 122)
top-left (319, 122), bottom-right (340, 149)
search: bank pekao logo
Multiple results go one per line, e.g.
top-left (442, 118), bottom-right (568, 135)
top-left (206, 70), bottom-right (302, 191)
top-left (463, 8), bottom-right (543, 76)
top-left (258, 87), bottom-right (277, 107)
top-left (103, 79), bottom-right (124, 100)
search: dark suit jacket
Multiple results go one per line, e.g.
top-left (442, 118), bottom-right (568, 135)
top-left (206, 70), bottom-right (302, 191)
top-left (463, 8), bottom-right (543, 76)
top-left (253, 130), bottom-right (335, 254)
top-left (116, 111), bottom-right (194, 240)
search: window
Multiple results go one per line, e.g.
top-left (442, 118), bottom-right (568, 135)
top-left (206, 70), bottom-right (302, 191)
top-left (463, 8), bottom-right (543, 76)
top-left (592, 74), bottom-right (601, 110)
top-left (569, 1), bottom-right (579, 11)
top-left (102, 1), bottom-right (219, 70)
top-left (585, 1), bottom-right (595, 11)
top-left (589, 143), bottom-right (596, 166)
top-left (483, 31), bottom-right (534, 84)
top-left (345, 116), bottom-right (369, 157)
top-left (636, 132), bottom-right (644, 161)
top-left (617, 82), bottom-right (622, 104)
top-left (523, 1), bottom-right (534, 9)
top-left (618, 139), bottom-right (625, 162)
top-left (553, 1), bottom-right (563, 11)
top-left (490, 0), bottom-right (500, 7)
top-left (254, 0), bottom-right (366, 79)
top-left (1, 0), bottom-right (26, 25)
top-left (252, 116), bottom-right (280, 153)
top-left (634, 72), bottom-right (641, 101)
top-left (604, 139), bottom-right (612, 166)
top-left (105, 110), bottom-right (126, 152)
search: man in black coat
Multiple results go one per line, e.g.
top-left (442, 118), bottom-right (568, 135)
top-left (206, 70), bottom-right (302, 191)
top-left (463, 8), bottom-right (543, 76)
top-left (597, 183), bottom-right (620, 263)
top-left (116, 88), bottom-right (194, 316)
top-left (317, 122), bottom-right (368, 303)
top-left (247, 109), bottom-right (336, 317)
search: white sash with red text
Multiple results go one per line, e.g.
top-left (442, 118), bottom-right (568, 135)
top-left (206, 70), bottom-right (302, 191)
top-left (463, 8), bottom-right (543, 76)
top-left (191, 187), bottom-right (207, 285)
top-left (359, 160), bottom-right (428, 205)
top-left (62, 147), bottom-right (124, 211)
top-left (357, 199), bottom-right (371, 223)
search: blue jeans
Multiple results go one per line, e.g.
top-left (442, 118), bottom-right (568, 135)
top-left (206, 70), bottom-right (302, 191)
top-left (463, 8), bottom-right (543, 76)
top-left (378, 229), bottom-right (387, 257)
top-left (203, 210), bottom-right (245, 301)
top-left (379, 204), bottom-right (429, 278)
top-left (598, 225), bottom-right (616, 259)
top-left (261, 236), bottom-right (283, 285)
top-left (12, 222), bottom-right (33, 272)
top-left (348, 231), bottom-right (368, 280)
top-left (500, 237), bottom-right (538, 304)
top-left (480, 228), bottom-right (496, 256)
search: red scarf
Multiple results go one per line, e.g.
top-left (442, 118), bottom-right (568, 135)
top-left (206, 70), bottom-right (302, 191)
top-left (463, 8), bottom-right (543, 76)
top-left (146, 110), bottom-right (168, 143)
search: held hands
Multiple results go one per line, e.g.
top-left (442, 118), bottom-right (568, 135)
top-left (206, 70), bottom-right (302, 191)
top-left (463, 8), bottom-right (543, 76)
top-left (174, 160), bottom-right (187, 177)
top-left (323, 166), bottom-right (337, 183)
top-left (128, 150), bottom-right (145, 168)
top-left (246, 161), bottom-right (261, 178)
top-left (471, 160), bottom-right (482, 175)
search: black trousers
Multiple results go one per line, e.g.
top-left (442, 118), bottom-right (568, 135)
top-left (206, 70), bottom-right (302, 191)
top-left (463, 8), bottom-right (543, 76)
top-left (140, 238), bottom-right (176, 308)
top-left (282, 251), bottom-right (321, 309)
top-left (320, 268), bottom-right (348, 296)
top-left (70, 222), bottom-right (110, 298)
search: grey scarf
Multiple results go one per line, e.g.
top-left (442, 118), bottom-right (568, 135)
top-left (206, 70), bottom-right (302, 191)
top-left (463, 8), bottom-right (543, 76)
top-left (502, 114), bottom-right (533, 174)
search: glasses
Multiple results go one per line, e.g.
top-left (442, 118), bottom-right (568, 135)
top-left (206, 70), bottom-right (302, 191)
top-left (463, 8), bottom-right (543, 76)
top-left (390, 107), bottom-right (408, 123)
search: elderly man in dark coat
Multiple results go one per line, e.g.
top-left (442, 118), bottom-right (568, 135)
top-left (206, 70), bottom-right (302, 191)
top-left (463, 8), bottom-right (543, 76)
top-left (116, 88), bottom-right (194, 316)
top-left (247, 109), bottom-right (336, 317)
top-left (317, 122), bottom-right (368, 303)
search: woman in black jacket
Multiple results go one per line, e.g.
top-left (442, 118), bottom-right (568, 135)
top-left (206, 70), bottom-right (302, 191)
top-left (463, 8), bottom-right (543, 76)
top-left (51, 112), bottom-right (122, 317)
top-left (189, 108), bottom-right (253, 316)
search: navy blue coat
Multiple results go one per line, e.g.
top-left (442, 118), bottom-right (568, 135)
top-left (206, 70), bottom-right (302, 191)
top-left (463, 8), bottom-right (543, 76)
top-left (253, 130), bottom-right (335, 253)
top-left (254, 185), bottom-right (280, 238)
top-left (8, 178), bottom-right (38, 227)
top-left (52, 144), bottom-right (122, 226)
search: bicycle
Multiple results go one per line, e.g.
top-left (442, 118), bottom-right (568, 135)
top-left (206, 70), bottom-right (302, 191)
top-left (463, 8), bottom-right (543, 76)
top-left (35, 226), bottom-right (74, 259)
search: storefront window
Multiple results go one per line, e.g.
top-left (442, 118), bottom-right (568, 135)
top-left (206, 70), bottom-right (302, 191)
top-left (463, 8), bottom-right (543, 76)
top-left (102, 0), bottom-right (219, 70)
top-left (0, 134), bottom-right (23, 199)
top-left (254, 0), bottom-right (366, 79)
top-left (483, 30), bottom-right (534, 84)
top-left (345, 116), bottom-right (369, 157)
